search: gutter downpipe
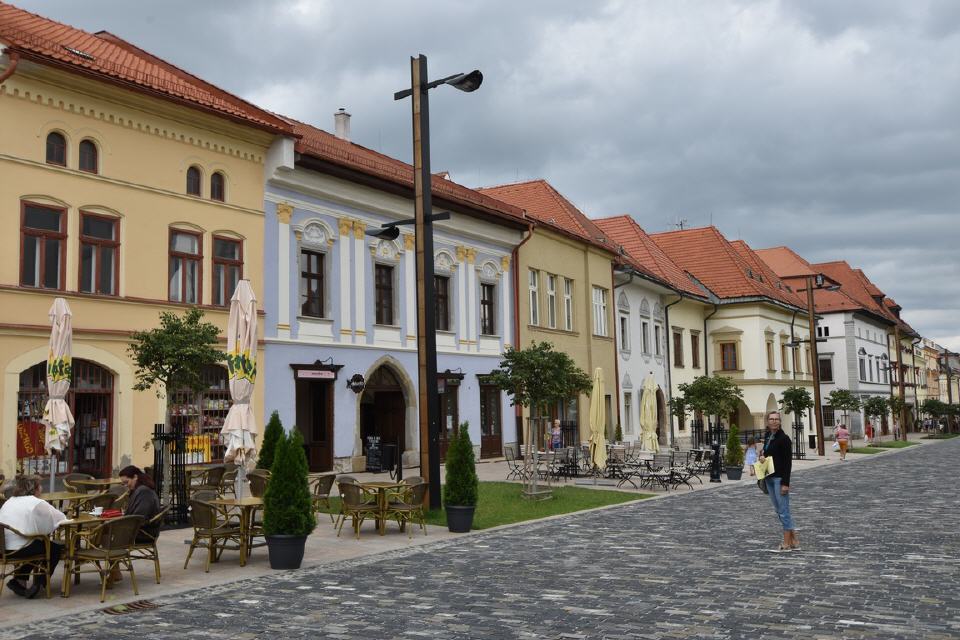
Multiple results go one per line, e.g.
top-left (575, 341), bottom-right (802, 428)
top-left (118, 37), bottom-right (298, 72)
top-left (911, 336), bottom-right (922, 429)
top-left (611, 263), bottom-right (622, 435)
top-left (0, 50), bottom-right (20, 85)
top-left (789, 309), bottom-right (799, 382)
top-left (703, 304), bottom-right (720, 375)
top-left (511, 220), bottom-right (534, 449)
top-left (663, 294), bottom-right (682, 446)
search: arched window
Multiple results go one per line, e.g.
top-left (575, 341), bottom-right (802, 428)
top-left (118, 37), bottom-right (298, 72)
top-left (46, 132), bottom-right (66, 166)
top-left (210, 172), bottom-right (225, 202)
top-left (78, 139), bottom-right (98, 174)
top-left (186, 166), bottom-right (202, 196)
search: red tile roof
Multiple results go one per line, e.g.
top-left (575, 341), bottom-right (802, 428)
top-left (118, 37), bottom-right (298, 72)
top-left (476, 180), bottom-right (617, 254)
top-left (649, 227), bottom-right (804, 308)
top-left (594, 215), bottom-right (708, 299)
top-left (0, 2), bottom-right (292, 134)
top-left (290, 119), bottom-right (526, 226)
top-left (753, 246), bottom-right (818, 278)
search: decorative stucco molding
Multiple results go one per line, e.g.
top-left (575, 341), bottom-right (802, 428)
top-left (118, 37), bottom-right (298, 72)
top-left (276, 202), bottom-right (293, 224)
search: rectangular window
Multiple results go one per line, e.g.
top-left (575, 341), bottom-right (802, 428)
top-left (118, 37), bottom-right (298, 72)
top-left (792, 347), bottom-right (801, 374)
top-left (21, 203), bottom-right (66, 290)
top-left (691, 333), bottom-right (700, 369)
top-left (528, 269), bottom-right (539, 326)
top-left (720, 342), bottom-right (738, 371)
top-left (868, 357), bottom-right (874, 382)
top-left (766, 341), bottom-right (775, 370)
top-left (563, 278), bottom-right (573, 331)
top-left (212, 236), bottom-right (242, 306)
top-left (818, 357), bottom-right (834, 382)
top-left (822, 405), bottom-right (835, 428)
top-left (546, 274), bottom-right (557, 328)
top-left (479, 384), bottom-right (501, 439)
top-left (876, 360), bottom-right (881, 382)
top-left (435, 275), bottom-right (450, 331)
top-left (375, 264), bottom-right (394, 325)
top-left (623, 392), bottom-right (633, 435)
top-left (299, 250), bottom-right (324, 317)
top-left (859, 358), bottom-right (867, 381)
top-left (79, 213), bottom-right (118, 296)
top-left (169, 229), bottom-right (201, 303)
top-left (641, 321), bottom-right (650, 354)
top-left (781, 344), bottom-right (790, 372)
top-left (823, 326), bottom-right (830, 337)
top-left (619, 315), bottom-right (630, 351)
top-left (673, 331), bottom-right (684, 367)
top-left (592, 287), bottom-right (608, 336)
top-left (480, 283), bottom-right (496, 335)
top-left (654, 325), bottom-right (662, 356)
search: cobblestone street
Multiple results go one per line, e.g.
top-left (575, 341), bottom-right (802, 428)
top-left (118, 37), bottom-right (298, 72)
top-left (7, 440), bottom-right (960, 639)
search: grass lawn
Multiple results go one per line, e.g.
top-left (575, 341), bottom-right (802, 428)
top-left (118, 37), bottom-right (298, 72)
top-left (870, 440), bottom-right (917, 448)
top-left (923, 433), bottom-right (959, 440)
top-left (320, 481), bottom-right (651, 531)
top-left (849, 447), bottom-right (884, 454)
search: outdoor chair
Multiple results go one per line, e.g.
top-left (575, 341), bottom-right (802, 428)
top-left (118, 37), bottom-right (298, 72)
top-left (190, 466), bottom-right (226, 496)
top-left (62, 473), bottom-right (95, 493)
top-left (504, 447), bottom-right (527, 481)
top-left (385, 481), bottom-right (428, 538)
top-left (401, 475), bottom-right (425, 486)
top-left (184, 500), bottom-right (242, 573)
top-left (219, 469), bottom-right (238, 497)
top-left (65, 514), bottom-right (144, 602)
top-left (607, 446), bottom-right (627, 479)
top-left (78, 492), bottom-right (118, 512)
top-left (336, 482), bottom-right (379, 540)
top-left (309, 474), bottom-right (336, 524)
top-left (248, 470), bottom-right (270, 498)
top-left (130, 504), bottom-right (170, 584)
top-left (0, 523), bottom-right (53, 599)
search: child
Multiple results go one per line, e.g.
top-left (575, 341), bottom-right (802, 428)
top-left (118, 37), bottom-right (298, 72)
top-left (744, 437), bottom-right (758, 475)
top-left (551, 420), bottom-right (562, 450)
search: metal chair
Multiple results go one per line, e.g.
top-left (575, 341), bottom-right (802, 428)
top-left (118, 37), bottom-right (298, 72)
top-left (384, 481), bottom-right (429, 538)
top-left (336, 482), bottom-right (378, 539)
top-left (0, 523), bottom-right (53, 599)
top-left (62, 473), bottom-right (95, 493)
top-left (65, 515), bottom-right (144, 602)
top-left (504, 447), bottom-right (527, 481)
top-left (309, 474), bottom-right (336, 524)
top-left (190, 466), bottom-right (226, 496)
top-left (130, 505), bottom-right (170, 584)
top-left (184, 500), bottom-right (242, 573)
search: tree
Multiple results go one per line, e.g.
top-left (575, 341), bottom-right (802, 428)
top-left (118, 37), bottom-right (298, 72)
top-left (888, 395), bottom-right (907, 440)
top-left (724, 423), bottom-right (744, 467)
top-left (257, 411), bottom-right (284, 470)
top-left (443, 424), bottom-right (479, 507)
top-left (677, 375), bottom-right (743, 428)
top-left (828, 389), bottom-right (862, 428)
top-left (262, 428), bottom-right (316, 536)
top-left (863, 395), bottom-right (889, 443)
top-left (780, 386), bottom-right (814, 426)
top-left (920, 398), bottom-right (946, 420)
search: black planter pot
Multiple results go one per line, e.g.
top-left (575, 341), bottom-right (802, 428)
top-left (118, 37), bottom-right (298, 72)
top-left (445, 505), bottom-right (476, 533)
top-left (725, 466), bottom-right (744, 480)
top-left (265, 534), bottom-right (307, 569)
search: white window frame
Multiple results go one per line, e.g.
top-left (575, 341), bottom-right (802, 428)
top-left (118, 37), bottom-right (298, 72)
top-left (528, 269), bottom-right (539, 326)
top-left (546, 274), bottom-right (557, 329)
top-left (592, 286), bottom-right (608, 337)
top-left (563, 278), bottom-right (574, 331)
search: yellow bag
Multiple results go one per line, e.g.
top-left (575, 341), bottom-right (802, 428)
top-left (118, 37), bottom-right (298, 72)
top-left (753, 456), bottom-right (775, 480)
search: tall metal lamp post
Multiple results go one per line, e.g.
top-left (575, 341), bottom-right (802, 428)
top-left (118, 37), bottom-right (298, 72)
top-left (369, 55), bottom-right (482, 509)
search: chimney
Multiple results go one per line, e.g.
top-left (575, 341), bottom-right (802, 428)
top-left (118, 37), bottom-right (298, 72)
top-left (334, 108), bottom-right (351, 141)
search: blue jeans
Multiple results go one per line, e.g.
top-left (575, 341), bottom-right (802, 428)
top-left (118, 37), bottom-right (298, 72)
top-left (765, 476), bottom-right (795, 531)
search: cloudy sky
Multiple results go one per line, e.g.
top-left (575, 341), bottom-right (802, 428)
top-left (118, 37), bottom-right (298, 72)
top-left (16, 0), bottom-right (960, 348)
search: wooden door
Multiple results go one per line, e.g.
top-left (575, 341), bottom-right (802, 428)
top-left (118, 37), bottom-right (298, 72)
top-left (437, 386), bottom-right (459, 461)
top-left (479, 384), bottom-right (502, 458)
top-left (375, 391), bottom-right (406, 454)
top-left (296, 379), bottom-right (333, 472)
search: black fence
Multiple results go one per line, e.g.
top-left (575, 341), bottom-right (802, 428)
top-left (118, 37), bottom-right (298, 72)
top-left (151, 422), bottom-right (189, 525)
top-left (792, 422), bottom-right (807, 460)
top-left (691, 419), bottom-right (729, 449)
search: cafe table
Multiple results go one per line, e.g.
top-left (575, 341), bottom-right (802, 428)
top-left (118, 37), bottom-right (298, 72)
top-left (69, 478), bottom-right (123, 493)
top-left (57, 512), bottom-right (107, 596)
top-left (208, 496), bottom-right (263, 566)
top-left (40, 491), bottom-right (88, 518)
top-left (358, 481), bottom-right (404, 536)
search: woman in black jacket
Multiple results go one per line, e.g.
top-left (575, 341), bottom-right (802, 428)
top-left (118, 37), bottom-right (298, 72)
top-left (759, 411), bottom-right (797, 551)
top-left (118, 465), bottom-right (161, 541)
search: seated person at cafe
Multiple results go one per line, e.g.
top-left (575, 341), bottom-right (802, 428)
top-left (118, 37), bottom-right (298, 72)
top-left (0, 474), bottom-right (66, 598)
top-left (118, 465), bottom-right (161, 542)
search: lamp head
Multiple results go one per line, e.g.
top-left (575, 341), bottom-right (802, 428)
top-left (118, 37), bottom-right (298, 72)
top-left (366, 226), bottom-right (401, 241)
top-left (445, 70), bottom-right (483, 92)
top-left (814, 273), bottom-right (825, 287)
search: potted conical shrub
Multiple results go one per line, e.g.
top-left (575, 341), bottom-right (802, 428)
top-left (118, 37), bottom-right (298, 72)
top-left (724, 423), bottom-right (744, 480)
top-left (444, 424), bottom-right (478, 533)
top-left (263, 428), bottom-right (316, 569)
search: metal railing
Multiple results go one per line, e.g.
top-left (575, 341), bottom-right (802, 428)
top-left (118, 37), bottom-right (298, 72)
top-left (151, 422), bottom-right (189, 525)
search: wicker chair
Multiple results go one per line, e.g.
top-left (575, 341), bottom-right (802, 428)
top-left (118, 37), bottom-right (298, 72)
top-left (78, 493), bottom-right (118, 512)
top-left (62, 473), bottom-right (95, 493)
top-left (401, 476), bottom-right (425, 486)
top-left (0, 524), bottom-right (52, 599)
top-left (309, 474), bottom-right (336, 524)
top-left (130, 505), bottom-right (170, 584)
top-left (248, 470), bottom-right (270, 498)
top-left (219, 469), bottom-right (238, 497)
top-left (336, 482), bottom-right (378, 539)
top-left (109, 486), bottom-right (130, 510)
top-left (190, 466), bottom-right (226, 496)
top-left (65, 515), bottom-right (144, 602)
top-left (184, 500), bottom-right (242, 572)
top-left (384, 481), bottom-right (428, 538)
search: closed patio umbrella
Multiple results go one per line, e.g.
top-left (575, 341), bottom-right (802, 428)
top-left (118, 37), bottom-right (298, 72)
top-left (588, 368), bottom-right (607, 472)
top-left (220, 280), bottom-right (258, 490)
top-left (639, 374), bottom-right (660, 453)
top-left (42, 297), bottom-right (75, 491)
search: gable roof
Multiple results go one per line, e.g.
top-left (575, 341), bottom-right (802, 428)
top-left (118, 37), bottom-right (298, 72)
top-left (0, 1), bottom-right (292, 134)
top-left (649, 227), bottom-right (804, 309)
top-left (289, 119), bottom-right (527, 227)
top-left (593, 215), bottom-right (708, 299)
top-left (753, 246), bottom-right (818, 278)
top-left (476, 180), bottom-right (617, 254)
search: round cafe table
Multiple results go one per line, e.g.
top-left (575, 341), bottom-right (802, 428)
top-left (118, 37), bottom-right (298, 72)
top-left (359, 481), bottom-right (404, 536)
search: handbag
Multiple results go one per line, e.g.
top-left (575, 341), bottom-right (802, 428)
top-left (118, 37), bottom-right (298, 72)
top-left (758, 478), bottom-right (769, 494)
top-left (831, 441), bottom-right (840, 451)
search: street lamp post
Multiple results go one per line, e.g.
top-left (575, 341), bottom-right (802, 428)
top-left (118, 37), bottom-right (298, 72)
top-left (385, 55), bottom-right (482, 509)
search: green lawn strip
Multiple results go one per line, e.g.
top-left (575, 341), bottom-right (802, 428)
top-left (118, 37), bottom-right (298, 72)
top-left (923, 433), bottom-right (959, 440)
top-left (869, 440), bottom-right (917, 448)
top-left (319, 481), bottom-right (650, 531)
top-left (848, 447), bottom-right (884, 454)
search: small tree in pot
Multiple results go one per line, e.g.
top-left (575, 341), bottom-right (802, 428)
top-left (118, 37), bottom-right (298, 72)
top-left (263, 428), bottom-right (315, 569)
top-left (257, 411), bottom-right (284, 470)
top-left (724, 423), bottom-right (744, 479)
top-left (443, 424), bottom-right (478, 532)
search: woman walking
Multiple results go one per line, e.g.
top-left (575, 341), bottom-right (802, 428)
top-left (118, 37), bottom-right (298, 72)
top-left (759, 411), bottom-right (798, 551)
top-left (834, 423), bottom-right (850, 461)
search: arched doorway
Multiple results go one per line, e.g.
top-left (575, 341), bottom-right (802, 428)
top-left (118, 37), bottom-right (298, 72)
top-left (360, 365), bottom-right (406, 459)
top-left (16, 359), bottom-right (114, 477)
top-left (656, 388), bottom-right (667, 446)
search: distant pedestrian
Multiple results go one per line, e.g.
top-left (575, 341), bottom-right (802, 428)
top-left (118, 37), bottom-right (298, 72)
top-left (864, 420), bottom-right (873, 445)
top-left (759, 411), bottom-right (797, 551)
top-left (745, 437), bottom-right (758, 475)
top-left (551, 419), bottom-right (562, 450)
top-left (834, 424), bottom-right (850, 460)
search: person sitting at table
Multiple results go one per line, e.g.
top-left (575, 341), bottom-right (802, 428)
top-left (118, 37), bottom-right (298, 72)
top-left (109, 465), bottom-right (160, 586)
top-left (0, 474), bottom-right (66, 598)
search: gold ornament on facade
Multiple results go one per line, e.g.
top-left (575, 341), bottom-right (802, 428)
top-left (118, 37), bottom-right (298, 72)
top-left (276, 202), bottom-right (293, 224)
top-left (338, 218), bottom-right (354, 236)
top-left (500, 255), bottom-right (511, 271)
top-left (353, 220), bottom-right (366, 239)
top-left (456, 246), bottom-right (466, 262)
top-left (403, 234), bottom-right (415, 250)
top-left (466, 248), bottom-right (477, 264)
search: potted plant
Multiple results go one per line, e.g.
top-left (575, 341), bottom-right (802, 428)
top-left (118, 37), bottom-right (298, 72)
top-left (444, 424), bottom-right (479, 533)
top-left (724, 423), bottom-right (744, 480)
top-left (262, 428), bottom-right (316, 569)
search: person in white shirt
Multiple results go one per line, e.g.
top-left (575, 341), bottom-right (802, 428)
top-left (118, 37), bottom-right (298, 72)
top-left (0, 475), bottom-right (66, 598)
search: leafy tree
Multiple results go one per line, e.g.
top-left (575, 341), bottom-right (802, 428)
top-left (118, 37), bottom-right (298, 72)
top-left (443, 424), bottom-right (478, 507)
top-left (863, 395), bottom-right (890, 442)
top-left (888, 394), bottom-right (907, 440)
top-left (669, 396), bottom-right (687, 422)
top-left (677, 375), bottom-right (743, 427)
top-left (780, 386), bottom-right (814, 424)
top-left (920, 398), bottom-right (946, 419)
top-left (828, 389), bottom-right (862, 427)
top-left (263, 428), bottom-right (316, 536)
top-left (257, 411), bottom-right (284, 470)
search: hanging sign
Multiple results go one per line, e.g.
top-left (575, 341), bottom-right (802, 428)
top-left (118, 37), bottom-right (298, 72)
top-left (297, 369), bottom-right (335, 380)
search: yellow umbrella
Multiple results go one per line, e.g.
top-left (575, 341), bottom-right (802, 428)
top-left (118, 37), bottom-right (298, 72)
top-left (588, 368), bottom-right (607, 471)
top-left (221, 280), bottom-right (258, 477)
top-left (639, 374), bottom-right (660, 452)
top-left (42, 297), bottom-right (74, 491)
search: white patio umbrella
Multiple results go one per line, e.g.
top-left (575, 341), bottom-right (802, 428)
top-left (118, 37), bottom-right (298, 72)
top-left (588, 368), bottom-right (607, 474)
top-left (42, 297), bottom-right (75, 491)
top-left (639, 374), bottom-right (660, 453)
top-left (220, 280), bottom-right (258, 497)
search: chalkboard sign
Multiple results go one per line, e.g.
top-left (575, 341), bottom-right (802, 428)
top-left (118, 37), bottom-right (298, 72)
top-left (365, 436), bottom-right (382, 472)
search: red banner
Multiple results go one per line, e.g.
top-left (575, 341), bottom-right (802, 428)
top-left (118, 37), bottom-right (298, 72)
top-left (17, 421), bottom-right (45, 458)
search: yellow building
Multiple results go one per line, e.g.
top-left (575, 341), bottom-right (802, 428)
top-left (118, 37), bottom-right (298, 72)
top-left (0, 5), bottom-right (292, 478)
top-left (478, 180), bottom-right (618, 446)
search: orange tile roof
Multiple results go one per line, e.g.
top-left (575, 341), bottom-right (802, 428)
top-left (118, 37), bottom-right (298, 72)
top-left (477, 180), bottom-right (617, 254)
top-left (806, 260), bottom-right (917, 333)
top-left (648, 227), bottom-right (804, 308)
top-left (0, 2), bottom-right (292, 134)
top-left (594, 215), bottom-right (708, 299)
top-left (753, 246), bottom-right (818, 278)
top-left (289, 119), bottom-right (526, 226)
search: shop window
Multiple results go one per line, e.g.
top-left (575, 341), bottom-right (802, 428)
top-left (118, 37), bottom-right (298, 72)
top-left (171, 365), bottom-right (232, 463)
top-left (21, 202), bottom-right (66, 290)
